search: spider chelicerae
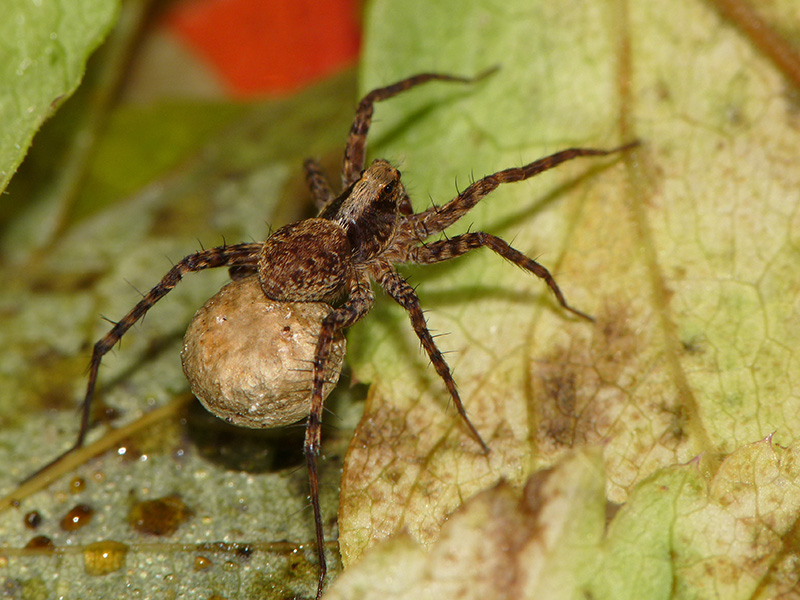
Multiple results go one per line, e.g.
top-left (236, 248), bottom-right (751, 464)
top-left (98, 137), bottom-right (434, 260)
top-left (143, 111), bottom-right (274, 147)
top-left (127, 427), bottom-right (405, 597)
top-left (36, 70), bottom-right (635, 598)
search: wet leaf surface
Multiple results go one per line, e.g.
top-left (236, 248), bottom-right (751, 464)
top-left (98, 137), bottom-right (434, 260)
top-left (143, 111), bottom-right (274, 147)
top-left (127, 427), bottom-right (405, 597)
top-left (0, 59), bottom-right (358, 597)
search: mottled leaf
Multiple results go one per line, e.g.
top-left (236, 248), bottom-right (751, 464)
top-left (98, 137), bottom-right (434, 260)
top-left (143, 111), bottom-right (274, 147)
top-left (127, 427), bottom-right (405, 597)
top-left (339, 0), bottom-right (800, 597)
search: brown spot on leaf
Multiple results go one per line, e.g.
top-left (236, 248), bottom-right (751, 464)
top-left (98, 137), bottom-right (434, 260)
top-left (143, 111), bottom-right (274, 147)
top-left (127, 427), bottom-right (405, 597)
top-left (28, 269), bottom-right (105, 294)
top-left (756, 515), bottom-right (800, 593)
top-left (535, 304), bottom-right (641, 450)
top-left (521, 465), bottom-right (554, 515)
top-left (129, 494), bottom-right (192, 536)
top-left (532, 301), bottom-right (698, 500)
top-left (25, 535), bottom-right (54, 550)
top-left (22, 348), bottom-right (85, 414)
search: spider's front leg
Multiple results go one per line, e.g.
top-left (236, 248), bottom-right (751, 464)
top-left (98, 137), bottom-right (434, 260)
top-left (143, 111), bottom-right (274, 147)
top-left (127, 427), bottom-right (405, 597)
top-left (405, 232), bottom-right (593, 321)
top-left (342, 69), bottom-right (497, 186)
top-left (26, 243), bottom-right (262, 481)
top-left (305, 268), bottom-right (374, 600)
top-left (407, 142), bottom-right (638, 238)
top-left (370, 259), bottom-right (489, 453)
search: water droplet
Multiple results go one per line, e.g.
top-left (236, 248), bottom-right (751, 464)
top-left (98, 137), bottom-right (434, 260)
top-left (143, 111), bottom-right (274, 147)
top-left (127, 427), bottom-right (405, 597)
top-left (60, 503), bottom-right (94, 531)
top-left (69, 476), bottom-right (86, 494)
top-left (23, 510), bottom-right (42, 529)
top-left (193, 555), bottom-right (213, 571)
top-left (83, 541), bottom-right (128, 576)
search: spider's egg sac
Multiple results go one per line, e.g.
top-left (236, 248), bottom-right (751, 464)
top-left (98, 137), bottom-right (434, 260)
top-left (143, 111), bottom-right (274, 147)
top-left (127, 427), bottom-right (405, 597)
top-left (181, 276), bottom-right (346, 428)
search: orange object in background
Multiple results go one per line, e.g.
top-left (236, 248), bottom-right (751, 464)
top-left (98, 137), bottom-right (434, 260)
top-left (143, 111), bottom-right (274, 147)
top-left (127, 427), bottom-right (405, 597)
top-left (167, 0), bottom-right (361, 98)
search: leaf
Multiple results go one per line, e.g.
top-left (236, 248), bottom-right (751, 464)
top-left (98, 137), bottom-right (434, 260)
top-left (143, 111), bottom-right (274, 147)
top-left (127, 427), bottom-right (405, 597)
top-left (0, 0), bottom-right (119, 192)
top-left (330, 439), bottom-right (800, 599)
top-left (0, 63), bottom-right (360, 597)
top-left (338, 0), bottom-right (800, 595)
top-left (329, 448), bottom-right (607, 600)
top-left (2, 0), bottom-right (800, 598)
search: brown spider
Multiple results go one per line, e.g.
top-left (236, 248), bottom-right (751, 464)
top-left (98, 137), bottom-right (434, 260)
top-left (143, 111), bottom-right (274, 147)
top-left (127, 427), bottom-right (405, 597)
top-left (36, 71), bottom-right (635, 598)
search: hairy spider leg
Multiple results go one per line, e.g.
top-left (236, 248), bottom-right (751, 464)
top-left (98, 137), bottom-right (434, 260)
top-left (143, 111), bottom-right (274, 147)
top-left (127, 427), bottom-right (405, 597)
top-left (407, 143), bottom-right (638, 237)
top-left (371, 258), bottom-right (489, 452)
top-left (407, 232), bottom-right (594, 321)
top-left (303, 158), bottom-right (335, 209)
top-left (342, 70), bottom-right (497, 187)
top-left (25, 243), bottom-right (262, 481)
top-left (305, 267), bottom-right (374, 599)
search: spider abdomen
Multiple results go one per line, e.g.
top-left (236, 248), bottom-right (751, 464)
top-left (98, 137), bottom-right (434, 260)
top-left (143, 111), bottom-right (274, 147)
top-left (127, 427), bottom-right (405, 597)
top-left (258, 219), bottom-right (352, 302)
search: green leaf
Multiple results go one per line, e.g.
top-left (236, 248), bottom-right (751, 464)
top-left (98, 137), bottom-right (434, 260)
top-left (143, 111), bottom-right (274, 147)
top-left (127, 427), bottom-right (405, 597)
top-left (337, 0), bottom-right (800, 596)
top-left (0, 0), bottom-right (120, 192)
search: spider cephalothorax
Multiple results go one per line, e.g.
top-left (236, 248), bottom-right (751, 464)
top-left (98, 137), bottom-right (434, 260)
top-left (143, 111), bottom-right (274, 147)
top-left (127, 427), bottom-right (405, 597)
top-left (258, 160), bottom-right (405, 303)
top-left (33, 70), bottom-right (635, 599)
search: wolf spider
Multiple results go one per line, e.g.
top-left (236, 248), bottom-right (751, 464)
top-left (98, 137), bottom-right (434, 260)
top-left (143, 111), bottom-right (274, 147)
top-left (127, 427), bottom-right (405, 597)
top-left (36, 70), bottom-right (634, 598)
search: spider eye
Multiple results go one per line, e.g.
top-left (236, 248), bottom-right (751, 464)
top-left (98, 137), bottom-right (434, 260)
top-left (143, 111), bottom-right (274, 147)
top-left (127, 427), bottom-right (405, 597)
top-left (383, 181), bottom-right (396, 195)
